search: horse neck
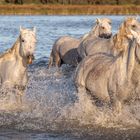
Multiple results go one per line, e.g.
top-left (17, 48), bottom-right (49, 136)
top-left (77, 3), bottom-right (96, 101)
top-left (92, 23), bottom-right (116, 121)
top-left (89, 24), bottom-right (100, 37)
top-left (11, 36), bottom-right (20, 52)
top-left (80, 25), bottom-right (99, 42)
top-left (133, 43), bottom-right (140, 77)
top-left (126, 39), bottom-right (136, 82)
top-left (117, 38), bottom-right (136, 84)
top-left (79, 33), bottom-right (89, 41)
top-left (11, 36), bottom-right (27, 68)
top-left (116, 23), bottom-right (137, 79)
top-left (114, 27), bottom-right (135, 84)
top-left (79, 24), bottom-right (99, 41)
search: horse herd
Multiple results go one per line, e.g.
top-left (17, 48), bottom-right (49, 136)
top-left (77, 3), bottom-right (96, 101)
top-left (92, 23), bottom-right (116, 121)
top-left (0, 17), bottom-right (140, 114)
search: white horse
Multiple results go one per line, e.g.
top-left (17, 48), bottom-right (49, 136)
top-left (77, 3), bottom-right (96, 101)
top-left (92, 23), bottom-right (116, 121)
top-left (77, 18), bottom-right (112, 59)
top-left (75, 17), bottom-right (140, 113)
top-left (48, 18), bottom-right (112, 68)
top-left (0, 26), bottom-right (36, 103)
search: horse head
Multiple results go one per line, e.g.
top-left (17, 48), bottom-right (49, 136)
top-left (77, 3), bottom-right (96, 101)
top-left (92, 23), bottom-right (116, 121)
top-left (19, 26), bottom-right (37, 64)
top-left (123, 17), bottom-right (140, 63)
top-left (113, 17), bottom-right (140, 53)
top-left (91, 18), bottom-right (112, 39)
top-left (124, 17), bottom-right (140, 43)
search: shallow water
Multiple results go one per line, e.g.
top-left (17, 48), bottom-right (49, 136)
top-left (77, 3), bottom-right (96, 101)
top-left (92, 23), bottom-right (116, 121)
top-left (0, 15), bottom-right (124, 58)
top-left (0, 15), bottom-right (140, 140)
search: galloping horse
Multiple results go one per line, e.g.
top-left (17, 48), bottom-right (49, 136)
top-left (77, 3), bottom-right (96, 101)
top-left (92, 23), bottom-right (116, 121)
top-left (77, 18), bottom-right (113, 59)
top-left (74, 18), bottom-right (140, 113)
top-left (48, 18), bottom-right (112, 68)
top-left (0, 26), bottom-right (36, 103)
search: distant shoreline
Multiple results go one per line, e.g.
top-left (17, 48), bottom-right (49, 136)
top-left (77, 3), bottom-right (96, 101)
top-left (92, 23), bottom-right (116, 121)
top-left (0, 5), bottom-right (139, 15)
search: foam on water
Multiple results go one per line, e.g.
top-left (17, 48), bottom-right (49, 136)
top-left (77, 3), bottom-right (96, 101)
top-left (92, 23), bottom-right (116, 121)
top-left (0, 60), bottom-right (139, 133)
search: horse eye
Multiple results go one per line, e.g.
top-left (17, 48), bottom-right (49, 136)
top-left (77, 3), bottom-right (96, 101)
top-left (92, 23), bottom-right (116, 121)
top-left (132, 25), bottom-right (136, 28)
top-left (22, 39), bottom-right (25, 42)
top-left (101, 26), bottom-right (105, 29)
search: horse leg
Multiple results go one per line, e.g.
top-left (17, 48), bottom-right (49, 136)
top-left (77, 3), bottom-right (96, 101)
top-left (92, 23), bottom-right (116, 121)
top-left (15, 85), bottom-right (25, 105)
top-left (14, 90), bottom-right (23, 105)
top-left (111, 84), bottom-right (130, 114)
top-left (48, 51), bottom-right (53, 69)
top-left (18, 91), bottom-right (23, 104)
top-left (55, 53), bottom-right (61, 67)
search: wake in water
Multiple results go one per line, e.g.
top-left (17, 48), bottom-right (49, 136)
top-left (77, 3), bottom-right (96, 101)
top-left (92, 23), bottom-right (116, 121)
top-left (0, 58), bottom-right (139, 133)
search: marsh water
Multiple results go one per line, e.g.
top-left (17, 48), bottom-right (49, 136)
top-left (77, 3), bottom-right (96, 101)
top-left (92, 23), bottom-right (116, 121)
top-left (0, 15), bottom-right (140, 140)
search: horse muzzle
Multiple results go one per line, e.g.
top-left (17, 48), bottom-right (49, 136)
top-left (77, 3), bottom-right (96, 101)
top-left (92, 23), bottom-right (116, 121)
top-left (99, 33), bottom-right (112, 39)
top-left (27, 54), bottom-right (35, 64)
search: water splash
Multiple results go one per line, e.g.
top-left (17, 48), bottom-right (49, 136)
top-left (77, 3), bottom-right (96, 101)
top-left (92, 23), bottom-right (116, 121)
top-left (0, 60), bottom-right (139, 133)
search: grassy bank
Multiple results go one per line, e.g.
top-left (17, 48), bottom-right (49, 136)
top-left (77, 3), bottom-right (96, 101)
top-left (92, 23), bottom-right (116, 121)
top-left (0, 5), bottom-right (139, 15)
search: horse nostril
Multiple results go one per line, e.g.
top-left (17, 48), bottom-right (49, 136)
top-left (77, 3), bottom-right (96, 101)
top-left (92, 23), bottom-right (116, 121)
top-left (105, 33), bottom-right (112, 39)
top-left (27, 54), bottom-right (34, 59)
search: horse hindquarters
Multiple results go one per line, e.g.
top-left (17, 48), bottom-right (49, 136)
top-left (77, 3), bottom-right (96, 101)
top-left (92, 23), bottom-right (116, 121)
top-left (54, 51), bottom-right (61, 67)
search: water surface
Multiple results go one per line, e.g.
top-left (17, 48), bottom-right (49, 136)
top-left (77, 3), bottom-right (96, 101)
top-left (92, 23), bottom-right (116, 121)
top-left (0, 15), bottom-right (139, 140)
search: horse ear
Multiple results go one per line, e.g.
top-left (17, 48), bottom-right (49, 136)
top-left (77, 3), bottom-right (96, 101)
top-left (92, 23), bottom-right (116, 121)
top-left (33, 27), bottom-right (36, 34)
top-left (108, 19), bottom-right (112, 25)
top-left (96, 18), bottom-right (101, 24)
top-left (136, 15), bottom-right (139, 20)
top-left (20, 26), bottom-right (24, 33)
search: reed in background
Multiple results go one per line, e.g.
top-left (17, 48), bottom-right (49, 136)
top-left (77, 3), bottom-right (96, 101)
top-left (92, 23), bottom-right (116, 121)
top-left (0, 5), bottom-right (140, 15)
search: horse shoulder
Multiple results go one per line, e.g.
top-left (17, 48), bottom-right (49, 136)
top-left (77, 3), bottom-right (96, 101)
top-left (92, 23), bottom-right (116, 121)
top-left (85, 54), bottom-right (115, 101)
top-left (75, 54), bottom-right (105, 88)
top-left (85, 38), bottom-right (112, 56)
top-left (78, 35), bottom-right (99, 58)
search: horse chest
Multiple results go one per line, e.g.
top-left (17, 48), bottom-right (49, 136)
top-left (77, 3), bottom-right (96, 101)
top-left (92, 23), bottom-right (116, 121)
top-left (0, 60), bottom-right (26, 84)
top-left (12, 65), bottom-right (25, 80)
